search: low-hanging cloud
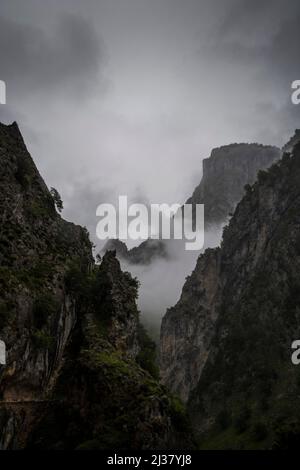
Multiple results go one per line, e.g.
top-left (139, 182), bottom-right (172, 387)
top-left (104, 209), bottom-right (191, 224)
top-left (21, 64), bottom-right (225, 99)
top-left (0, 12), bottom-right (105, 98)
top-left (119, 226), bottom-right (224, 341)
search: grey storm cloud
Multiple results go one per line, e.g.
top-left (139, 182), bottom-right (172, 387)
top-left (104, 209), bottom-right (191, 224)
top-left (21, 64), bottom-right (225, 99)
top-left (0, 0), bottom-right (299, 333)
top-left (0, 12), bottom-right (104, 97)
top-left (211, 0), bottom-right (300, 79)
top-left (0, 0), bottom-right (298, 202)
top-left (198, 0), bottom-right (300, 130)
top-left (269, 16), bottom-right (300, 81)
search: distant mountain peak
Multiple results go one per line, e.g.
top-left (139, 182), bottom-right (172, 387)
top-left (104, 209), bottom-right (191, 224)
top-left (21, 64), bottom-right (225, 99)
top-left (185, 142), bottom-right (280, 226)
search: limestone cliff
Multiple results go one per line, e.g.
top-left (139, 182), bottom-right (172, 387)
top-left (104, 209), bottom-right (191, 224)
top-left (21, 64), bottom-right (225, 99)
top-left (23, 251), bottom-right (192, 450)
top-left (160, 249), bottom-right (220, 402)
top-left (161, 138), bottom-right (300, 448)
top-left (185, 143), bottom-right (280, 227)
top-left (0, 122), bottom-right (93, 401)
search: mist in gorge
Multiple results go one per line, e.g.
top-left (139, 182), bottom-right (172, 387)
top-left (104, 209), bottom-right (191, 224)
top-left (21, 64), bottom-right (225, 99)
top-left (119, 226), bottom-right (224, 341)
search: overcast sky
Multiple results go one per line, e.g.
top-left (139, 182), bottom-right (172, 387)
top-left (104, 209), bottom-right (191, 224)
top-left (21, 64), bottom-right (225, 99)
top-left (0, 0), bottom-right (299, 242)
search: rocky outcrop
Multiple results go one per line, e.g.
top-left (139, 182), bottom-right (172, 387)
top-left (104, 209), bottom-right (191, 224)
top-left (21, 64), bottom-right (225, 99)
top-left (0, 122), bottom-right (93, 401)
top-left (160, 139), bottom-right (300, 448)
top-left (160, 249), bottom-right (220, 402)
top-left (0, 122), bottom-right (193, 450)
top-left (282, 129), bottom-right (300, 153)
top-left (102, 238), bottom-right (169, 265)
top-left (185, 143), bottom-right (280, 227)
top-left (94, 251), bottom-right (140, 357)
top-left (22, 251), bottom-right (193, 450)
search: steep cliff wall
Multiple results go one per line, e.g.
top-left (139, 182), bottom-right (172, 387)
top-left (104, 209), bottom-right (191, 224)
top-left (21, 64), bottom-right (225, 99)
top-left (161, 140), bottom-right (300, 448)
top-left (21, 251), bottom-right (193, 450)
top-left (160, 248), bottom-right (220, 401)
top-left (185, 143), bottom-right (280, 227)
top-left (0, 122), bottom-right (93, 401)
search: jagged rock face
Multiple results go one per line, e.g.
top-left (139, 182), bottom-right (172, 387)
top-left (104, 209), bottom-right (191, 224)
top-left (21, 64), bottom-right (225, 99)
top-left (95, 251), bottom-right (140, 357)
top-left (21, 252), bottom-right (193, 450)
top-left (185, 143), bottom-right (280, 226)
top-left (103, 239), bottom-right (130, 260)
top-left (160, 249), bottom-right (220, 402)
top-left (0, 122), bottom-right (193, 450)
top-left (161, 142), bottom-right (300, 448)
top-left (0, 122), bottom-right (93, 401)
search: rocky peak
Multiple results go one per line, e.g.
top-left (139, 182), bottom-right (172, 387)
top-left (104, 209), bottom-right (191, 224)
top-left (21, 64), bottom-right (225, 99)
top-left (102, 239), bottom-right (129, 260)
top-left (185, 143), bottom-right (280, 226)
top-left (95, 250), bottom-right (140, 357)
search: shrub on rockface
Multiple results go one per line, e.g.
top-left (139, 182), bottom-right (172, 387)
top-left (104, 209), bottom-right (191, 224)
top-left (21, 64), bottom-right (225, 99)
top-left (136, 323), bottom-right (159, 379)
top-left (0, 300), bottom-right (13, 329)
top-left (32, 293), bottom-right (59, 329)
top-left (32, 330), bottom-right (55, 351)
